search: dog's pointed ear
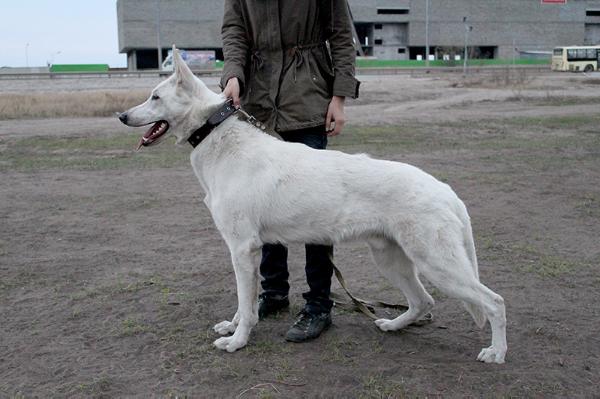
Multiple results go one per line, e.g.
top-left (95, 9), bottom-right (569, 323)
top-left (173, 46), bottom-right (195, 89)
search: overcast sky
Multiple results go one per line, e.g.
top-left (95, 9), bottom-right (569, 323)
top-left (0, 1), bottom-right (127, 68)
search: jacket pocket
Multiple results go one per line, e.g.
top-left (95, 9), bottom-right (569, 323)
top-left (242, 52), bottom-right (271, 106)
top-left (307, 49), bottom-right (334, 97)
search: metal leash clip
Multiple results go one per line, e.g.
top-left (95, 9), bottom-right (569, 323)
top-left (239, 110), bottom-right (266, 131)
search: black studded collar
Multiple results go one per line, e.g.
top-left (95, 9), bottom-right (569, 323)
top-left (187, 100), bottom-right (238, 148)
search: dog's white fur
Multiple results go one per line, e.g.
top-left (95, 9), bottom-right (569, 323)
top-left (120, 47), bottom-right (507, 363)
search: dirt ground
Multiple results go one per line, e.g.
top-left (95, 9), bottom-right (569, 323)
top-left (1, 70), bottom-right (599, 398)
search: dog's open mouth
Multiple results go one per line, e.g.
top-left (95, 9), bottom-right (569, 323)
top-left (136, 120), bottom-right (169, 150)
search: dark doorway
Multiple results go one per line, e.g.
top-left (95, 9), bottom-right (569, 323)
top-left (136, 49), bottom-right (160, 70)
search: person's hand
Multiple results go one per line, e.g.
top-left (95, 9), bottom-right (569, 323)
top-left (325, 96), bottom-right (346, 136)
top-left (223, 77), bottom-right (241, 108)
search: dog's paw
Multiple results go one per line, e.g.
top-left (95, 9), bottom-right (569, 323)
top-left (213, 320), bottom-right (236, 335)
top-left (213, 336), bottom-right (247, 352)
top-left (477, 346), bottom-right (506, 364)
top-left (374, 318), bottom-right (397, 332)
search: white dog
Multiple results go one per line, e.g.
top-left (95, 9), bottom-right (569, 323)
top-left (119, 47), bottom-right (507, 364)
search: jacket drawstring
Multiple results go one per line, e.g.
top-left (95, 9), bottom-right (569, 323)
top-left (291, 47), bottom-right (304, 82)
top-left (251, 50), bottom-right (264, 72)
top-left (287, 42), bottom-right (325, 82)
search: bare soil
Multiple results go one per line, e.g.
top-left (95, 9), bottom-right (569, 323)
top-left (1, 71), bottom-right (599, 398)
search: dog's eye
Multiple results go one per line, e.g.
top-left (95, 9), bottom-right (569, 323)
top-left (151, 94), bottom-right (160, 100)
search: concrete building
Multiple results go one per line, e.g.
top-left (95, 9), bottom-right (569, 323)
top-left (117, 0), bottom-right (600, 70)
top-left (117, 0), bottom-right (223, 70)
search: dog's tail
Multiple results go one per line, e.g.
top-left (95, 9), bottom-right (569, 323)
top-left (459, 204), bottom-right (488, 329)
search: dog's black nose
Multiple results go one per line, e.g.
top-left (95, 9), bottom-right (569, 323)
top-left (118, 112), bottom-right (128, 124)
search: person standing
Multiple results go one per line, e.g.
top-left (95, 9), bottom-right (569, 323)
top-left (220, 0), bottom-right (360, 342)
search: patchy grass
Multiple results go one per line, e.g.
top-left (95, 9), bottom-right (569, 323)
top-left (69, 307), bottom-right (83, 320)
top-left (450, 68), bottom-right (535, 89)
top-left (236, 383), bottom-right (279, 399)
top-left (476, 234), bottom-right (590, 278)
top-left (118, 317), bottom-right (151, 337)
top-left (535, 96), bottom-right (600, 106)
top-left (330, 125), bottom-right (447, 154)
top-left (245, 338), bottom-right (291, 356)
top-left (360, 373), bottom-right (407, 399)
top-left (0, 132), bottom-right (188, 171)
top-left (514, 244), bottom-right (586, 277)
top-left (571, 78), bottom-right (600, 86)
top-left (336, 115), bottom-right (600, 157)
top-left (504, 95), bottom-right (600, 106)
top-left (164, 389), bottom-right (193, 399)
top-left (69, 277), bottom-right (162, 301)
top-left (75, 375), bottom-right (112, 396)
top-left (575, 193), bottom-right (600, 218)
top-left (273, 358), bottom-right (294, 382)
top-left (505, 114), bottom-right (600, 130)
top-left (442, 113), bottom-right (600, 132)
top-left (322, 336), bottom-right (360, 364)
top-left (0, 270), bottom-right (45, 295)
top-left (3, 112), bottom-right (599, 172)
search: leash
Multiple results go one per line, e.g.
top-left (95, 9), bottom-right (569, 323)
top-left (331, 264), bottom-right (433, 325)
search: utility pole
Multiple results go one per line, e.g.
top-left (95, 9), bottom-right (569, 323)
top-left (463, 17), bottom-right (472, 76)
top-left (47, 50), bottom-right (61, 67)
top-left (156, 0), bottom-right (163, 70)
top-left (425, 0), bottom-right (430, 67)
top-left (512, 38), bottom-right (516, 68)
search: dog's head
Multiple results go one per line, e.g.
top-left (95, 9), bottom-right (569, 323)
top-left (118, 45), bottom-right (224, 150)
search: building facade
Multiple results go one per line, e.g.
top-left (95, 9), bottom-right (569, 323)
top-left (117, 0), bottom-right (600, 70)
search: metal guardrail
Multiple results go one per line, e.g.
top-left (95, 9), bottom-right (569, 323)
top-left (0, 65), bottom-right (551, 80)
top-left (357, 65), bottom-right (551, 75)
top-left (0, 69), bottom-right (222, 80)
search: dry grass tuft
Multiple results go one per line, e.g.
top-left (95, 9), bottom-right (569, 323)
top-left (451, 67), bottom-right (534, 88)
top-left (0, 90), bottom-right (149, 120)
top-left (574, 78), bottom-right (600, 86)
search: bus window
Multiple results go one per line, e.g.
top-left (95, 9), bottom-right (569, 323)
top-left (587, 48), bottom-right (597, 59)
top-left (567, 49), bottom-right (577, 60)
top-left (553, 48), bottom-right (563, 56)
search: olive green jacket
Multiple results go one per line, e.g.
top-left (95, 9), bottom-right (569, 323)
top-left (221, 0), bottom-right (360, 132)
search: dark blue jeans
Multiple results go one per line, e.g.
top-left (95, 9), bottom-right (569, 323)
top-left (260, 126), bottom-right (334, 314)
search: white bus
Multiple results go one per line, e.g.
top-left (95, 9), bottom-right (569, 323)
top-left (161, 50), bottom-right (215, 71)
top-left (552, 46), bottom-right (600, 72)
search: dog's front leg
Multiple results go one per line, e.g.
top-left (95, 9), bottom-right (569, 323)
top-left (213, 242), bottom-right (260, 352)
top-left (214, 274), bottom-right (261, 335)
top-left (213, 311), bottom-right (239, 335)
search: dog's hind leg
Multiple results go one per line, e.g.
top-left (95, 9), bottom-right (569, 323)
top-left (408, 232), bottom-right (507, 364)
top-left (368, 239), bottom-right (434, 331)
top-left (213, 238), bottom-right (261, 352)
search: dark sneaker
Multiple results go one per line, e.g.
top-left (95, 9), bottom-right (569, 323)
top-left (258, 294), bottom-right (289, 320)
top-left (285, 310), bottom-right (332, 342)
